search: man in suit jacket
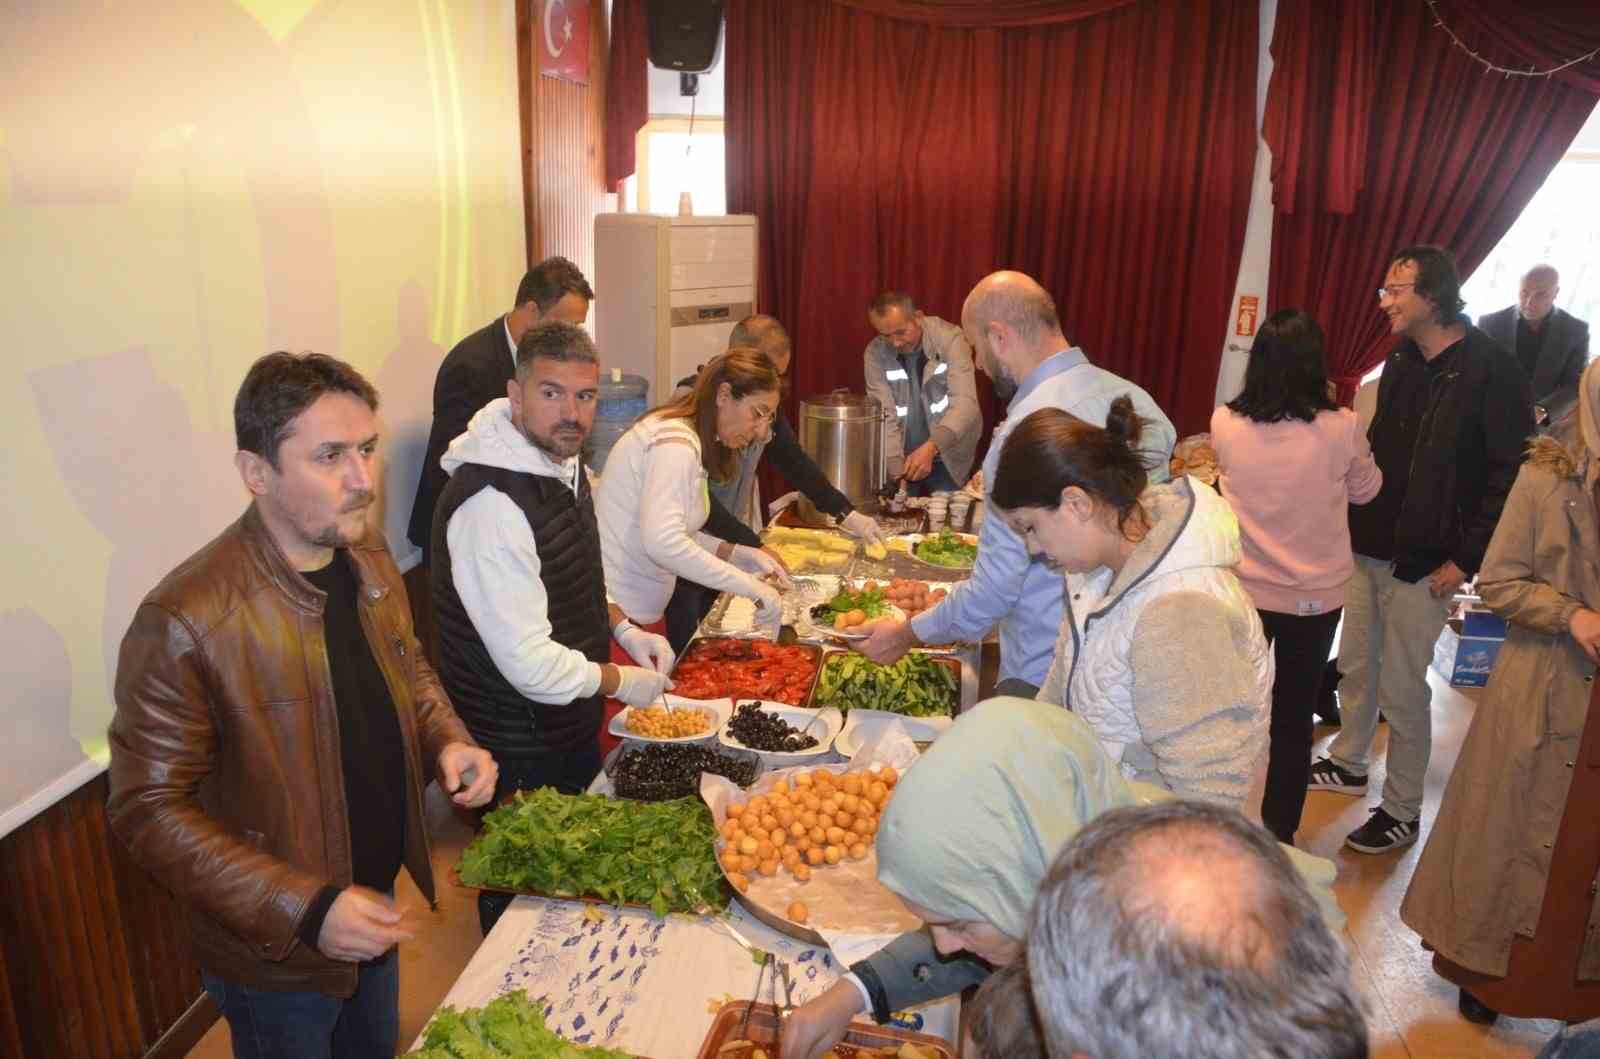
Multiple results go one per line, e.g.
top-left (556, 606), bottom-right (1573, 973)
top-left (408, 257), bottom-right (594, 560)
top-left (1478, 264), bottom-right (1590, 428)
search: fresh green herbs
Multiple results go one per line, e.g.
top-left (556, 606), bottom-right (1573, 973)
top-left (415, 990), bottom-right (635, 1058)
top-left (913, 529), bottom-right (978, 569)
top-left (822, 585), bottom-right (888, 618)
top-left (812, 653), bottom-right (959, 717)
top-left (458, 788), bottom-right (727, 918)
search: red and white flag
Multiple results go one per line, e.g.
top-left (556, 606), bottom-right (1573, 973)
top-left (539, 0), bottom-right (589, 85)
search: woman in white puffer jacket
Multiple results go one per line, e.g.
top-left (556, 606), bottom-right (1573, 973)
top-left (992, 398), bottom-right (1272, 810)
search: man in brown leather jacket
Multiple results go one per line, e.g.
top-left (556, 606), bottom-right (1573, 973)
top-left (108, 352), bottom-right (497, 1059)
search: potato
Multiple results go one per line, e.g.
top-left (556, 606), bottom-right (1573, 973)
top-left (739, 855), bottom-right (760, 873)
top-left (738, 836), bottom-right (759, 856)
top-left (802, 794), bottom-right (821, 812)
top-left (748, 796), bottom-right (769, 815)
top-left (719, 849), bottom-right (741, 871)
top-left (846, 608), bottom-right (867, 626)
top-left (834, 613), bottom-right (850, 631)
top-left (825, 826), bottom-right (846, 845)
top-left (728, 872), bottom-right (750, 893)
top-left (868, 781), bottom-right (888, 803)
top-left (789, 821), bottom-right (807, 838)
top-left (878, 766), bottom-right (899, 786)
top-left (820, 797), bottom-right (840, 815)
top-left (750, 826), bottom-right (770, 842)
top-left (806, 846), bottom-right (825, 865)
top-left (849, 842), bottom-right (868, 861)
top-left (841, 774), bottom-right (863, 796)
top-left (824, 845), bottom-right (843, 865)
top-left (727, 803), bottom-right (746, 819)
top-left (788, 901), bottom-right (810, 924)
top-left (795, 835), bottom-right (814, 853)
top-left (771, 829), bottom-right (788, 847)
top-left (834, 813), bottom-right (854, 832)
top-left (770, 779), bottom-right (790, 796)
top-left (809, 826), bottom-right (826, 844)
top-left (720, 820), bottom-right (741, 839)
top-left (757, 840), bottom-right (776, 859)
top-left (800, 811), bottom-right (819, 829)
top-left (794, 772), bottom-right (814, 788)
top-left (860, 816), bottom-right (878, 835)
top-left (840, 793), bottom-right (861, 813)
top-left (758, 858), bottom-right (779, 877)
top-left (759, 813), bottom-right (777, 832)
top-left (793, 862), bottom-right (812, 882)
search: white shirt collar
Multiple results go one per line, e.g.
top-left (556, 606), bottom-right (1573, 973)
top-left (504, 315), bottom-right (518, 368)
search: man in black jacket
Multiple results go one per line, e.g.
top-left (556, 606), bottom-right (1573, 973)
top-left (1478, 264), bottom-right (1590, 429)
top-left (408, 257), bottom-right (593, 561)
top-left (1310, 245), bottom-right (1533, 855)
top-left (662, 314), bottom-right (886, 650)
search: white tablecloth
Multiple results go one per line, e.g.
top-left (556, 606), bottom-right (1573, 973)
top-left (412, 895), bottom-right (959, 1057)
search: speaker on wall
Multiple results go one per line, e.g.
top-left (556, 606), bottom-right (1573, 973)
top-left (647, 0), bottom-right (725, 73)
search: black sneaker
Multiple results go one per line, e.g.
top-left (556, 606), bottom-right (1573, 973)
top-left (1307, 756), bottom-right (1367, 795)
top-left (1458, 989), bottom-right (1500, 1026)
top-left (1345, 807), bottom-right (1420, 854)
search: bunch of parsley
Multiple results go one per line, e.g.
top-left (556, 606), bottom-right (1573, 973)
top-left (415, 990), bottom-right (635, 1058)
top-left (458, 788), bottom-right (727, 918)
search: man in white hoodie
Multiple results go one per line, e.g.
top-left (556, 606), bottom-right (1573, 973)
top-left (428, 320), bottom-right (674, 932)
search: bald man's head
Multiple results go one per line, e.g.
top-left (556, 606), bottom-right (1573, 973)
top-left (961, 271), bottom-right (1066, 387)
top-left (1519, 264), bottom-right (1560, 325)
top-left (1028, 801), bottom-right (1367, 1059)
top-left (729, 314), bottom-right (792, 376)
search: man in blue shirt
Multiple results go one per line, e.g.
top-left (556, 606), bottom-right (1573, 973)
top-left (856, 271), bottom-right (1177, 695)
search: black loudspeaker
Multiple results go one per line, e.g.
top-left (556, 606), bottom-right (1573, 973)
top-left (647, 0), bottom-right (725, 73)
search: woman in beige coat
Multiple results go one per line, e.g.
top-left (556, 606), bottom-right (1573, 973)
top-left (1400, 359), bottom-right (1600, 1027)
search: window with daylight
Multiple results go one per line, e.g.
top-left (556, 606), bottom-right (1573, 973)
top-left (632, 117), bottom-right (727, 216)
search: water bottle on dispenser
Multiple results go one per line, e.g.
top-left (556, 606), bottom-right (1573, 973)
top-left (586, 368), bottom-right (649, 475)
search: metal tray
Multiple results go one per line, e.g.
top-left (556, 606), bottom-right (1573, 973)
top-left (671, 638), bottom-right (826, 707)
top-left (696, 1001), bottom-right (953, 1058)
top-left (806, 650), bottom-right (963, 719)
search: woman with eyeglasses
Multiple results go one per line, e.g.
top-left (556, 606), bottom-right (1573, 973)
top-left (1210, 308), bottom-right (1382, 845)
top-left (594, 347), bottom-right (792, 667)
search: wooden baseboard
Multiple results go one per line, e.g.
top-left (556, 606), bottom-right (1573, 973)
top-left (145, 994), bottom-right (219, 1059)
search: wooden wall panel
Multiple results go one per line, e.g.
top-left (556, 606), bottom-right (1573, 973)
top-left (0, 773), bottom-right (203, 1058)
top-left (518, 0), bottom-right (614, 278)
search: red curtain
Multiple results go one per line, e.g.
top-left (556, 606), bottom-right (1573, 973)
top-left (603, 0), bottom-right (650, 190)
top-left (1266, 1), bottom-right (1599, 401)
top-left (1443, 0), bottom-right (1600, 95)
top-left (727, 0), bottom-right (1258, 442)
top-left (829, 0), bottom-right (1138, 28)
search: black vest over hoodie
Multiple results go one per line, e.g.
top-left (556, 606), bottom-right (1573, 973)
top-left (430, 462), bottom-right (610, 759)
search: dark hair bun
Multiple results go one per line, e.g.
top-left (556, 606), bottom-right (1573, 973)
top-left (1103, 395), bottom-right (1146, 451)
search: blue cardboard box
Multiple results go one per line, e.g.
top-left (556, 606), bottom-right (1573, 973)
top-left (1450, 610), bottom-right (1508, 688)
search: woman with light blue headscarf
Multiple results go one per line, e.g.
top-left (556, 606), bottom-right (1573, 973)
top-left (780, 696), bottom-right (1342, 1059)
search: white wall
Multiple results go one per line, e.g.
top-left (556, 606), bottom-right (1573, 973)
top-left (1213, 0), bottom-right (1278, 408)
top-left (0, 0), bottom-right (528, 837)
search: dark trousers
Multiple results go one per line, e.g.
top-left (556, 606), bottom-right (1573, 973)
top-left (477, 744), bottom-right (603, 934)
top-left (903, 458), bottom-right (959, 497)
top-left (1258, 607), bottom-right (1343, 844)
top-left (202, 947), bottom-right (399, 1059)
top-left (665, 577), bottom-right (718, 654)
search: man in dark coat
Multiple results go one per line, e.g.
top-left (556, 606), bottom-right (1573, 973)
top-left (1479, 264), bottom-right (1590, 429)
top-left (408, 256), bottom-right (593, 560)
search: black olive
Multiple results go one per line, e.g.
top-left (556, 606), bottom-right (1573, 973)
top-left (612, 744), bottom-right (759, 802)
top-left (727, 700), bottom-right (819, 753)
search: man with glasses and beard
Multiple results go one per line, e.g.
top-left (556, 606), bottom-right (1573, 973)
top-left (429, 321), bottom-right (674, 932)
top-left (109, 353), bottom-right (495, 1059)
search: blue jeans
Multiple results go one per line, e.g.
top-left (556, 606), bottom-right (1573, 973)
top-left (202, 947), bottom-right (399, 1059)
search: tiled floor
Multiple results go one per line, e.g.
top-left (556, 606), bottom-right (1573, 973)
top-left (191, 671), bottom-right (1564, 1057)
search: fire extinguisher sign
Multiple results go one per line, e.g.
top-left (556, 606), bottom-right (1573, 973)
top-left (1236, 295), bottom-right (1259, 337)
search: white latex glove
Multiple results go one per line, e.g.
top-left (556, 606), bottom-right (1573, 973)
top-left (612, 665), bottom-right (674, 708)
top-left (746, 577), bottom-right (785, 638)
top-left (839, 510), bottom-right (886, 546)
top-left (730, 543), bottom-right (795, 589)
top-left (616, 622), bottom-right (674, 674)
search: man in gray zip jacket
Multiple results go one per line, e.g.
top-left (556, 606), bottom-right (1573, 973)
top-left (864, 291), bottom-right (983, 494)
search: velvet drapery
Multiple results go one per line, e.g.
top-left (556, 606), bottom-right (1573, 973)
top-left (726, 0), bottom-right (1259, 445)
top-left (1265, 0), bottom-right (1598, 400)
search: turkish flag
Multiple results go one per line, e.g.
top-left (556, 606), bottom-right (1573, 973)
top-left (538, 0), bottom-right (590, 85)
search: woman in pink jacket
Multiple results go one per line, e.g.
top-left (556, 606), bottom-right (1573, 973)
top-left (1212, 309), bottom-right (1382, 844)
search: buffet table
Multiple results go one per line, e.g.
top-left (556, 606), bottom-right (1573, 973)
top-left (412, 895), bottom-right (960, 1057)
top-left (416, 520), bottom-right (977, 1056)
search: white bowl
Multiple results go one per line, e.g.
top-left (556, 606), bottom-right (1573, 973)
top-left (719, 701), bottom-right (842, 765)
top-left (608, 696), bottom-right (731, 744)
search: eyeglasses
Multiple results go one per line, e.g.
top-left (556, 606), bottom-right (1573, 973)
top-left (1377, 283), bottom-right (1416, 301)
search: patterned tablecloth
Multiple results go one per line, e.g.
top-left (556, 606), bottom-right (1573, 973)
top-left (411, 895), bottom-right (960, 1057)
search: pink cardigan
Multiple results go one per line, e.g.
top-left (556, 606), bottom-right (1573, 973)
top-left (1210, 405), bottom-right (1382, 616)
